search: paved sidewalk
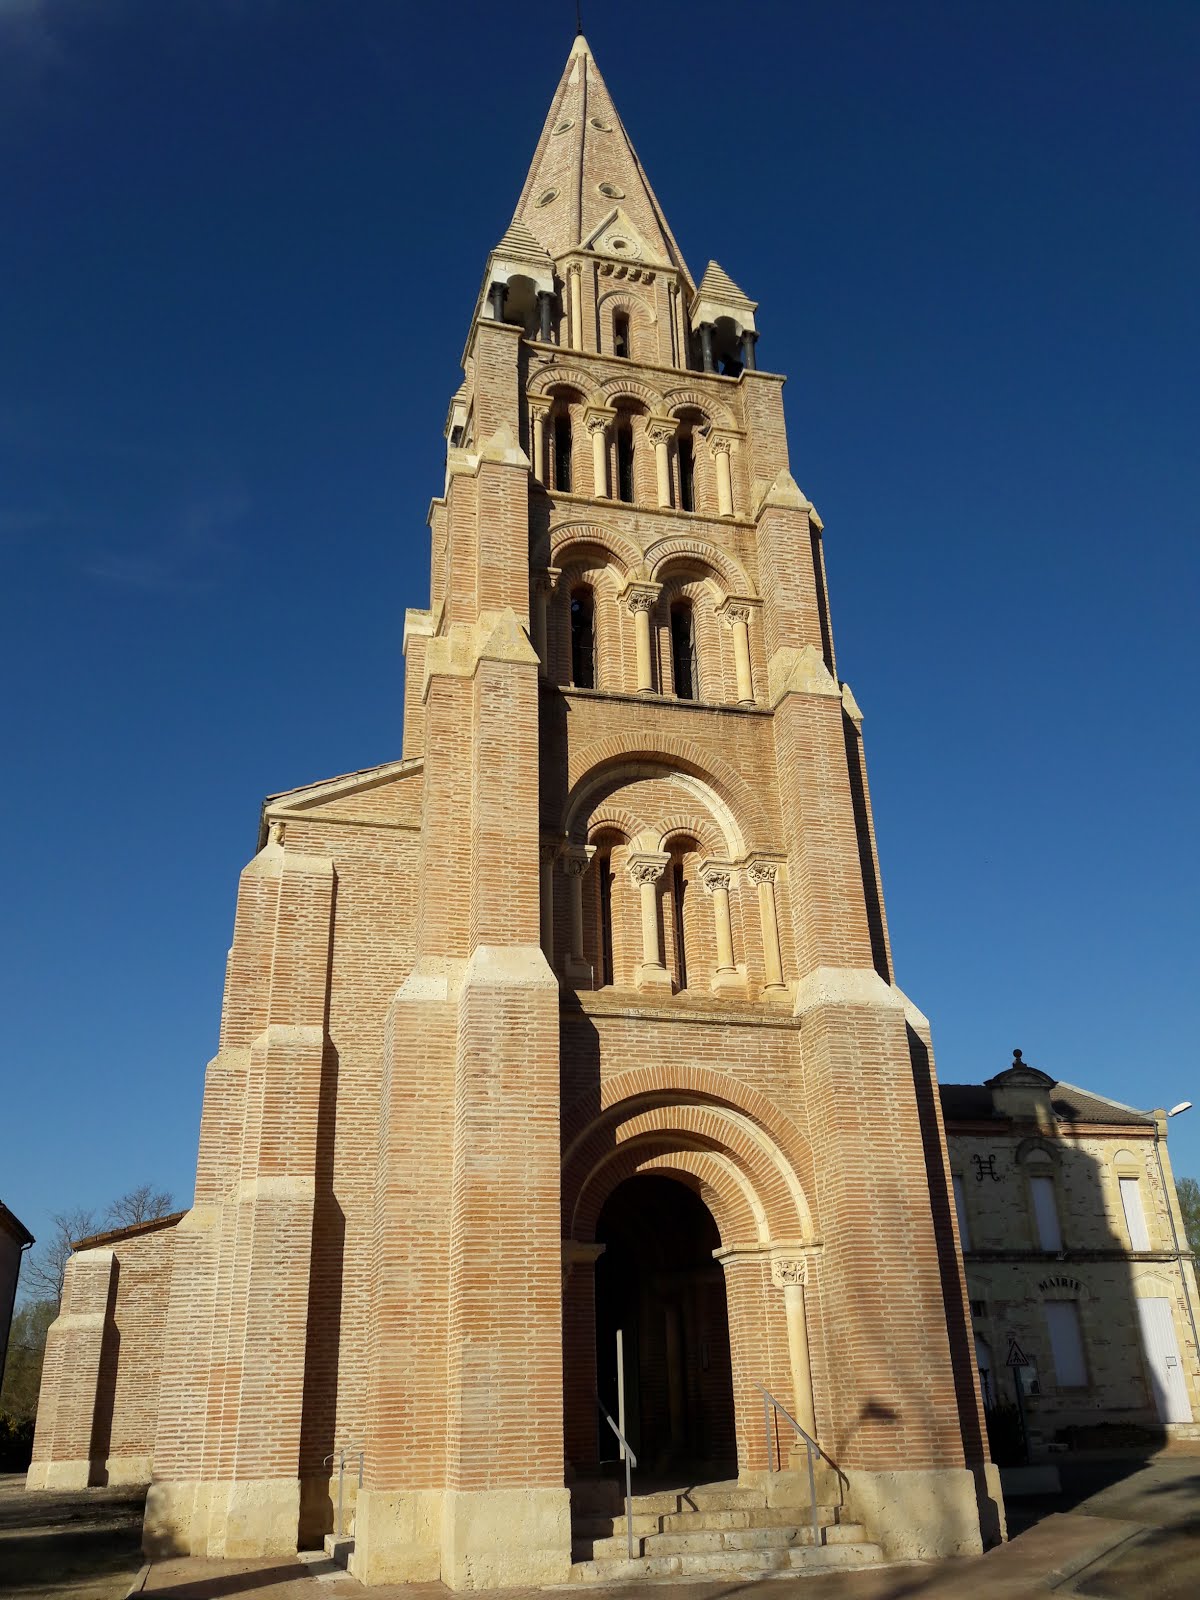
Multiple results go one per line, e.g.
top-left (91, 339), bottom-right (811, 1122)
top-left (132, 1512), bottom-right (1139, 1600)
top-left (6, 1453), bottom-right (1198, 1600)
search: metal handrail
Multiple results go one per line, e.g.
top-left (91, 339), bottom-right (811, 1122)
top-left (596, 1398), bottom-right (638, 1560)
top-left (754, 1383), bottom-right (824, 1552)
top-left (322, 1444), bottom-right (364, 1540)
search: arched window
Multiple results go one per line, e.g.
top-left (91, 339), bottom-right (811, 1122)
top-left (678, 434), bottom-right (695, 512)
top-left (553, 410), bottom-right (573, 493)
top-left (613, 311), bottom-right (631, 359)
top-left (616, 419), bottom-right (635, 503)
top-left (670, 601), bottom-right (697, 700)
top-left (570, 586), bottom-right (595, 688)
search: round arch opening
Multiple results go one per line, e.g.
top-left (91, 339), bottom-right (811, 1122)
top-left (594, 1174), bottom-right (737, 1482)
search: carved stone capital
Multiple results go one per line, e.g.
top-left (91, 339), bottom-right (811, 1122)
top-left (746, 858), bottom-right (778, 887)
top-left (583, 407), bottom-right (616, 436)
top-left (718, 600), bottom-right (751, 628)
top-left (644, 416), bottom-right (677, 447)
top-left (700, 858), bottom-right (737, 894)
top-left (527, 394), bottom-right (552, 420)
top-left (771, 1257), bottom-right (807, 1288)
top-left (621, 581), bottom-right (661, 616)
top-left (539, 837), bottom-right (563, 866)
top-left (707, 429), bottom-right (736, 458)
top-left (626, 851), bottom-right (670, 887)
top-left (534, 564), bottom-right (562, 597)
top-left (561, 845), bottom-right (596, 878)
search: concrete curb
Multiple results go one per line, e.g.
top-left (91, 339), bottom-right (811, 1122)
top-left (125, 1562), bottom-right (151, 1596)
top-left (1046, 1521), bottom-right (1144, 1590)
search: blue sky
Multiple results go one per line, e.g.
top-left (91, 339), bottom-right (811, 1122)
top-left (2, 0), bottom-right (1197, 1264)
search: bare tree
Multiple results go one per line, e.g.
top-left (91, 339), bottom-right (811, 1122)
top-left (21, 1207), bottom-right (99, 1304)
top-left (104, 1185), bottom-right (175, 1230)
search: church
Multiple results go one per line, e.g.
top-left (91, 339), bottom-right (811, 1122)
top-left (29, 35), bottom-right (1004, 1586)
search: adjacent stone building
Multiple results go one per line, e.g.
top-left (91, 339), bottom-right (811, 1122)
top-left (31, 35), bottom-right (1004, 1584)
top-left (942, 1053), bottom-right (1200, 1446)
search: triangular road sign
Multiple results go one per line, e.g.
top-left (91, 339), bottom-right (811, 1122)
top-left (1006, 1338), bottom-right (1030, 1367)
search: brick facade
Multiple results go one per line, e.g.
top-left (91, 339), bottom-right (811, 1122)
top-left (31, 35), bottom-right (1005, 1583)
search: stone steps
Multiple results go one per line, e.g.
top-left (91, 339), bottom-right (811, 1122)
top-left (569, 1542), bottom-right (883, 1582)
top-left (567, 1477), bottom-right (884, 1583)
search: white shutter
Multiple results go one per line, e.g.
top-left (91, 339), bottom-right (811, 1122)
top-left (1031, 1175), bottom-right (1062, 1250)
top-left (953, 1175), bottom-right (971, 1249)
top-left (1119, 1177), bottom-right (1151, 1250)
top-left (1137, 1297), bottom-right (1193, 1423)
top-left (1044, 1301), bottom-right (1088, 1387)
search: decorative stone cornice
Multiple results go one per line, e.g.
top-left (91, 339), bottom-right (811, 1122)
top-left (478, 421), bottom-right (530, 468)
top-left (841, 681), bottom-right (864, 725)
top-left (422, 609), bottom-right (540, 700)
top-left (755, 468), bottom-right (811, 516)
top-left (792, 966), bottom-right (906, 1017)
top-left (767, 644), bottom-right (841, 705)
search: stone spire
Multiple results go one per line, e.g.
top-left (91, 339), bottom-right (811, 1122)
top-left (512, 35), bottom-right (693, 288)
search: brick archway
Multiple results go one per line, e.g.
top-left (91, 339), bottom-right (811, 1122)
top-left (562, 1083), bottom-right (817, 1480)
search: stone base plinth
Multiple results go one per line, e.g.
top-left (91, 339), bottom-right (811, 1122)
top-left (843, 1466), bottom-right (988, 1560)
top-left (351, 1486), bottom-right (571, 1589)
top-left (351, 1489), bottom-right (443, 1585)
top-left (441, 1486), bottom-right (571, 1589)
top-left (143, 1478), bottom-right (300, 1559)
top-left (28, 1460), bottom-right (91, 1491)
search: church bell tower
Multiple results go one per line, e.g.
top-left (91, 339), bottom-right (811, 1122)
top-left (32, 33), bottom-right (999, 1588)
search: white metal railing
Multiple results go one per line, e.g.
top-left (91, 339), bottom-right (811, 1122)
top-left (755, 1382), bottom-right (827, 1551)
top-left (322, 1444), bottom-right (364, 1539)
top-left (596, 1398), bottom-right (638, 1559)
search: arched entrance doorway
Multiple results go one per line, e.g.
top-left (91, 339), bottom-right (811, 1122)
top-left (594, 1176), bottom-right (736, 1480)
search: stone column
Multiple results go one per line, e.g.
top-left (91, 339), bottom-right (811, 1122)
top-left (771, 1258), bottom-right (817, 1442)
top-left (741, 330), bottom-right (758, 371)
top-left (539, 840), bottom-right (559, 963)
top-left (622, 582), bottom-right (661, 693)
top-left (568, 266), bottom-right (583, 350)
top-left (529, 397), bottom-right (550, 485)
top-left (645, 417), bottom-right (677, 507)
top-left (532, 565), bottom-right (560, 671)
top-left (709, 431), bottom-right (735, 516)
top-left (718, 598), bottom-right (754, 703)
top-left (701, 860), bottom-right (744, 995)
top-left (538, 289), bottom-right (555, 344)
top-left (562, 846), bottom-right (595, 982)
top-left (699, 321), bottom-right (715, 372)
top-left (626, 852), bottom-right (672, 992)
top-left (585, 408), bottom-right (614, 499)
top-left (748, 859), bottom-right (788, 998)
top-left (489, 281), bottom-right (507, 322)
